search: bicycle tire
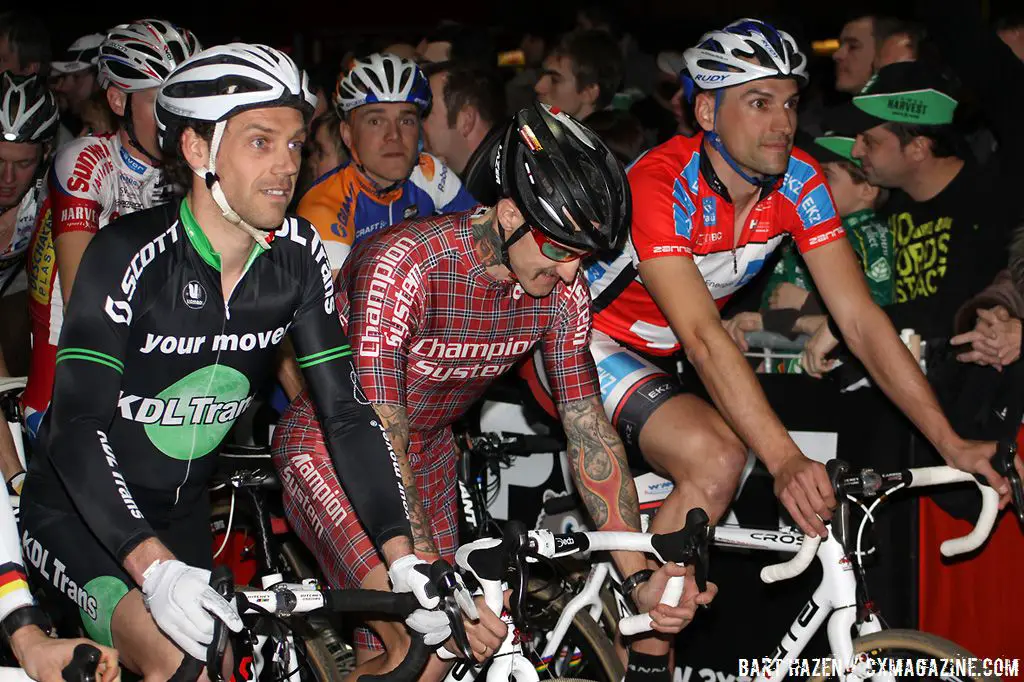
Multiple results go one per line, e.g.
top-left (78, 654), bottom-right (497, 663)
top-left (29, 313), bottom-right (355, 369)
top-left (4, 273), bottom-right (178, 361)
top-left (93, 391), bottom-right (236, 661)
top-left (523, 578), bottom-right (624, 682)
top-left (807, 629), bottom-right (1001, 682)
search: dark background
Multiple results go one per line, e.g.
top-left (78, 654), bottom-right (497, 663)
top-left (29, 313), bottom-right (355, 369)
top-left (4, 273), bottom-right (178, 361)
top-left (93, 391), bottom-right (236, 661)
top-left (43, 0), bottom-right (1020, 66)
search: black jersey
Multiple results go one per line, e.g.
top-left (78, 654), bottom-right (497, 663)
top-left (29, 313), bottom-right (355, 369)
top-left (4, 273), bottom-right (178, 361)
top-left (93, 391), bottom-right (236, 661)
top-left (26, 199), bottom-right (410, 562)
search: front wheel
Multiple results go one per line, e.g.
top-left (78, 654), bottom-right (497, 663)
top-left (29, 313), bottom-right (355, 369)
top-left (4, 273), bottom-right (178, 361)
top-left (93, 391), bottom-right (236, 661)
top-left (808, 629), bottom-right (1002, 681)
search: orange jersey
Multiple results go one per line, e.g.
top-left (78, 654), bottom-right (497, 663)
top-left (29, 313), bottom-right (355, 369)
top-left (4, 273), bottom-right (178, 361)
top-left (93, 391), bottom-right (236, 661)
top-left (297, 153), bottom-right (477, 269)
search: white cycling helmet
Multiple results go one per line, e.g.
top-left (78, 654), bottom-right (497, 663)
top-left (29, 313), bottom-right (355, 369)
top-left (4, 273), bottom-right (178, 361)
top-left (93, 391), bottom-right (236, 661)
top-left (157, 43), bottom-right (316, 248)
top-left (334, 52), bottom-right (430, 114)
top-left (0, 73), bottom-right (59, 144)
top-left (683, 18), bottom-right (807, 94)
top-left (98, 19), bottom-right (201, 92)
top-left (683, 19), bottom-right (808, 189)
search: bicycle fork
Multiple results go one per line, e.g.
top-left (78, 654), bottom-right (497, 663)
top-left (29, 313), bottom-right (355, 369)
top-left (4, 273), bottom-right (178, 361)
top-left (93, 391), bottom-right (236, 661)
top-left (754, 536), bottom-right (888, 682)
top-left (538, 562), bottom-right (611, 662)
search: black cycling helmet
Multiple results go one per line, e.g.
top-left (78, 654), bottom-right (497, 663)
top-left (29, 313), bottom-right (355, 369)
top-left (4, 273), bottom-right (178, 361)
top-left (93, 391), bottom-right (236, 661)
top-left (496, 102), bottom-right (631, 254)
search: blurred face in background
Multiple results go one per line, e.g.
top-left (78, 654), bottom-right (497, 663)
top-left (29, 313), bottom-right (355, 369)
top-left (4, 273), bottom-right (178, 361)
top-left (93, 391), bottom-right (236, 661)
top-left (834, 17), bottom-right (876, 93)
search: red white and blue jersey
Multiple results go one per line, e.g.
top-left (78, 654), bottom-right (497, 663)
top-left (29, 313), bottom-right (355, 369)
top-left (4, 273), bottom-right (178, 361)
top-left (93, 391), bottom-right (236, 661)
top-left (587, 133), bottom-right (845, 356)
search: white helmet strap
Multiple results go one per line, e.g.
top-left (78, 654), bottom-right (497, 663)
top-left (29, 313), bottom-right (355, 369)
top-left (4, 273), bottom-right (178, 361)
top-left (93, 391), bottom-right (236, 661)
top-left (193, 119), bottom-right (272, 251)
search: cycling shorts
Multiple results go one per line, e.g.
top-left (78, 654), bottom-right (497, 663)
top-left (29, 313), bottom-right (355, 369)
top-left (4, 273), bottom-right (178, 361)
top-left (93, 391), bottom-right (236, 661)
top-left (522, 329), bottom-right (685, 464)
top-left (271, 415), bottom-right (458, 651)
top-left (19, 471), bottom-right (212, 648)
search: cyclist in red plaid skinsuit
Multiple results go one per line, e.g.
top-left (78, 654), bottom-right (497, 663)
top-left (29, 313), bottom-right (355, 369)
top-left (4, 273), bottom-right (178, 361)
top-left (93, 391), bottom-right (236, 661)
top-left (272, 104), bottom-right (716, 679)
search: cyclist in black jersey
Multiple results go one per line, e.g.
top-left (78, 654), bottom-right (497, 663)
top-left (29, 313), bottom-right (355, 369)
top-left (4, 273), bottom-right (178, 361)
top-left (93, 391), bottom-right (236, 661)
top-left (20, 43), bottom-right (457, 681)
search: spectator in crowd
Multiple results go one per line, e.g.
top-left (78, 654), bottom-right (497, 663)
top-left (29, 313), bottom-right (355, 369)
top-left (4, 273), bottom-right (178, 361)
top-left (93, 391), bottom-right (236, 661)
top-left (416, 20), bottom-right (497, 71)
top-left (0, 12), bottom-right (49, 78)
top-left (51, 32), bottom-right (104, 134)
top-left (382, 43), bottom-right (417, 61)
top-left (874, 19), bottom-right (927, 69)
top-left (582, 109), bottom-right (646, 166)
top-left (298, 107), bottom-right (347, 196)
top-left (307, 62), bottom-right (342, 121)
top-left (833, 14), bottom-right (900, 94)
top-left (505, 29), bottom-right (549, 114)
top-left (422, 62), bottom-right (506, 205)
top-left (77, 88), bottom-right (116, 136)
top-left (833, 15), bottom-right (877, 94)
top-left (534, 29), bottom-right (622, 123)
top-left (996, 13), bottom-right (1024, 60)
top-left (804, 47), bottom-right (1023, 379)
top-left (724, 134), bottom-right (893, 368)
top-left (634, 50), bottom-right (693, 143)
top-left (576, 3), bottom-right (656, 100)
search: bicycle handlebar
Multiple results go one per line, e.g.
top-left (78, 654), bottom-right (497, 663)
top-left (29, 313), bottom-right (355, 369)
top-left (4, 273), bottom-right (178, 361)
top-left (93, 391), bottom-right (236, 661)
top-left (206, 560), bottom-right (471, 682)
top-left (759, 441), bottom-right (1021, 583)
top-left (455, 508), bottom-right (710, 639)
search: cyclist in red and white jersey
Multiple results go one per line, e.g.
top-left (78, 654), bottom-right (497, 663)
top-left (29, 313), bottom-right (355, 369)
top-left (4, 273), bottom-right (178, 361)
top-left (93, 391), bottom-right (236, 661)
top-left (526, 21), bottom-right (1016, 679)
top-left (22, 19), bottom-right (200, 436)
top-left (0, 72), bottom-right (57, 493)
top-left (272, 103), bottom-right (714, 681)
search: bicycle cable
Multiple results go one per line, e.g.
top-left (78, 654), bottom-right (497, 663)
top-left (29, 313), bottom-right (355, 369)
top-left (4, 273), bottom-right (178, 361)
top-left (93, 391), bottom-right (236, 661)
top-left (212, 487), bottom-right (237, 559)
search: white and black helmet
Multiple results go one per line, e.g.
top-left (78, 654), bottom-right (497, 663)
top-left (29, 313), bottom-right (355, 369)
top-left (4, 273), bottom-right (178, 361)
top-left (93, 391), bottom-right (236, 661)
top-left (156, 43), bottom-right (316, 248)
top-left (334, 52), bottom-right (431, 114)
top-left (683, 18), bottom-right (807, 95)
top-left (0, 72), bottom-right (59, 144)
top-left (156, 42), bottom-right (315, 148)
top-left (98, 19), bottom-right (201, 92)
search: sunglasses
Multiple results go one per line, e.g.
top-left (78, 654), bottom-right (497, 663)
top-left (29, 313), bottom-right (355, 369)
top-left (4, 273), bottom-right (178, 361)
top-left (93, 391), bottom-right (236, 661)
top-left (530, 228), bottom-right (591, 262)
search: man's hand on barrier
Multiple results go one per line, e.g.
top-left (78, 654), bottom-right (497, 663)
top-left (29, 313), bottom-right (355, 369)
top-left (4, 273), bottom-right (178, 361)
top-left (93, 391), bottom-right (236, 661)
top-left (771, 454), bottom-right (835, 538)
top-left (951, 306), bottom-right (1022, 370)
top-left (768, 282), bottom-right (810, 311)
top-left (801, 320), bottom-right (839, 378)
top-left (723, 312), bottom-right (763, 352)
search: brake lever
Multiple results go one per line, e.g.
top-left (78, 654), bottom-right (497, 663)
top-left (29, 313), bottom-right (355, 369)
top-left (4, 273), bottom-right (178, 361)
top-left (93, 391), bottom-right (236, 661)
top-left (207, 566), bottom-right (235, 682)
top-left (992, 440), bottom-right (1024, 524)
top-left (502, 521), bottom-right (529, 624)
top-left (429, 560), bottom-right (474, 659)
top-left (684, 508), bottom-right (710, 595)
top-left (430, 558), bottom-right (478, 620)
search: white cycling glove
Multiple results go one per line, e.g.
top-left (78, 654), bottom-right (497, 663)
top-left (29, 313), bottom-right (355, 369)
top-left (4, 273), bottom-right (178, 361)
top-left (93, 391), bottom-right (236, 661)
top-left (405, 608), bottom-right (452, 647)
top-left (387, 555), bottom-right (440, 610)
top-left (141, 559), bottom-right (243, 660)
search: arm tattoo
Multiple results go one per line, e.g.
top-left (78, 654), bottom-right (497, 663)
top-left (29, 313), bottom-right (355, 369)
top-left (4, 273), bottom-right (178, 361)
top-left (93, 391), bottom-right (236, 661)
top-left (372, 403), bottom-right (439, 558)
top-left (558, 397), bottom-right (640, 532)
top-left (470, 209), bottom-right (504, 267)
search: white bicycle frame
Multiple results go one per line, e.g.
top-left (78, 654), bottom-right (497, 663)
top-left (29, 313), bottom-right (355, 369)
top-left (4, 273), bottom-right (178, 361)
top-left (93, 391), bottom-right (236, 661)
top-left (451, 463), bottom-right (999, 682)
top-left (449, 529), bottom-right (693, 682)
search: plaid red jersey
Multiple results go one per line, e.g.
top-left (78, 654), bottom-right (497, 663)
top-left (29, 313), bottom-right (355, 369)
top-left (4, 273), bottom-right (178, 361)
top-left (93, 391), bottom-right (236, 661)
top-left (282, 206), bottom-right (599, 451)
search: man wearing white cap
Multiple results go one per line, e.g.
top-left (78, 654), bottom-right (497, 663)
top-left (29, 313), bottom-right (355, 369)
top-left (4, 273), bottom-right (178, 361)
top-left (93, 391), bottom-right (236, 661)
top-left (51, 32), bottom-right (103, 138)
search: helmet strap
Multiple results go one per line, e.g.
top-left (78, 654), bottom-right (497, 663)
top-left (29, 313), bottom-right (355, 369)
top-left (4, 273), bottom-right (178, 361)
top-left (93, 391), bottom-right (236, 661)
top-left (122, 94), bottom-right (162, 167)
top-left (707, 90), bottom-right (779, 190)
top-left (499, 222), bottom-right (530, 271)
top-left (195, 120), bottom-right (272, 251)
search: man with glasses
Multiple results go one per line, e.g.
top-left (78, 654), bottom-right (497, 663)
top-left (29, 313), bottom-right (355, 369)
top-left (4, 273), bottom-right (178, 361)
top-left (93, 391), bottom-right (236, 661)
top-left (272, 103), bottom-right (714, 681)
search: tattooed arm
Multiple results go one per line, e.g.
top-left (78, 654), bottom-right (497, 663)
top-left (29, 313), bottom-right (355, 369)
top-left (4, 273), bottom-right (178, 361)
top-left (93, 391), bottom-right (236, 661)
top-left (558, 397), bottom-right (647, 578)
top-left (371, 403), bottom-right (440, 560)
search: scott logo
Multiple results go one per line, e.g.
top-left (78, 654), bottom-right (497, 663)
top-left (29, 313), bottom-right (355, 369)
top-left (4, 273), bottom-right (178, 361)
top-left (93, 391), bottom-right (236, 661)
top-left (182, 280), bottom-right (206, 309)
